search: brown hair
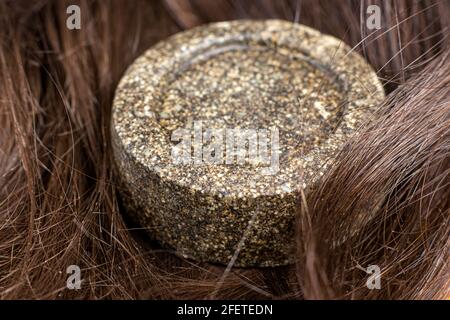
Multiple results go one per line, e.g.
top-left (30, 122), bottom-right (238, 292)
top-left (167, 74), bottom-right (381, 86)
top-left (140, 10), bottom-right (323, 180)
top-left (0, 0), bottom-right (448, 299)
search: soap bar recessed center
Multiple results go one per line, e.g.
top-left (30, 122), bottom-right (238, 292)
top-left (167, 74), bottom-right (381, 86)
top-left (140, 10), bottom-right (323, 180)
top-left (160, 44), bottom-right (345, 155)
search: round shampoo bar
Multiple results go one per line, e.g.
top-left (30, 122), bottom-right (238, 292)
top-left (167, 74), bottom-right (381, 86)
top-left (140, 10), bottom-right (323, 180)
top-left (112, 20), bottom-right (384, 267)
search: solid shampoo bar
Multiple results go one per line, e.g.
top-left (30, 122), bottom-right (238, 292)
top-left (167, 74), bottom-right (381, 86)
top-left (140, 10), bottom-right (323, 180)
top-left (111, 20), bottom-right (384, 267)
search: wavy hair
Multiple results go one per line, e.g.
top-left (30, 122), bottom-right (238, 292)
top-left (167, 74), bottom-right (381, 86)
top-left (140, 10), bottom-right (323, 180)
top-left (0, 0), bottom-right (448, 299)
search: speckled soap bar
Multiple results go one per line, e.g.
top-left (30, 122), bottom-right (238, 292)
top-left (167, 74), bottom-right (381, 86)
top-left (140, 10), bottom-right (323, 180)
top-left (111, 20), bottom-right (385, 267)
